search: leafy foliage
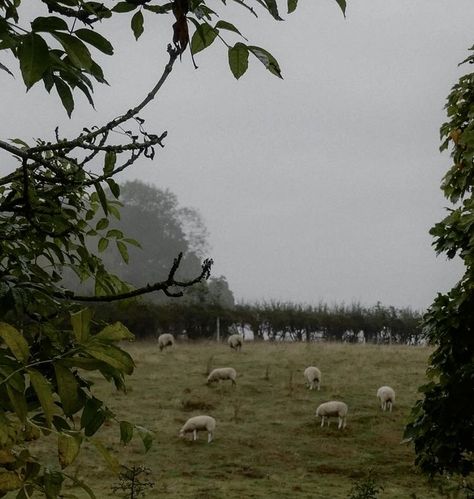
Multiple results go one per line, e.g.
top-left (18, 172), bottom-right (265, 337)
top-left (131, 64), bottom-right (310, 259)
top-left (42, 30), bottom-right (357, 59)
top-left (0, 0), bottom-right (347, 114)
top-left (405, 49), bottom-right (474, 478)
top-left (0, 0), bottom-right (349, 496)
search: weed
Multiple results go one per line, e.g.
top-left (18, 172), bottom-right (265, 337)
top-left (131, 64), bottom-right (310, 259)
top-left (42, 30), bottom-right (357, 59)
top-left (111, 465), bottom-right (154, 499)
top-left (348, 476), bottom-right (383, 499)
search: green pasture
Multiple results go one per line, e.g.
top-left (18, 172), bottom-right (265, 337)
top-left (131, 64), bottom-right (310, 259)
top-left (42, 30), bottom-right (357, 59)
top-left (30, 341), bottom-right (446, 498)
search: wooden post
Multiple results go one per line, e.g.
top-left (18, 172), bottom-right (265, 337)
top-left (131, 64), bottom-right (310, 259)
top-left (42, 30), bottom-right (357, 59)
top-left (216, 317), bottom-right (220, 342)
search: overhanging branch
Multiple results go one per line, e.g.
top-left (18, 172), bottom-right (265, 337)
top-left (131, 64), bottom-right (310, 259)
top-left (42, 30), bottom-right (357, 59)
top-left (55, 253), bottom-right (213, 302)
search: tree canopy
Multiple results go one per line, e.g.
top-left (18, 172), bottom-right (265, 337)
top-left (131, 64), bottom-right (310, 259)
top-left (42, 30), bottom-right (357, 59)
top-left (405, 50), bottom-right (474, 483)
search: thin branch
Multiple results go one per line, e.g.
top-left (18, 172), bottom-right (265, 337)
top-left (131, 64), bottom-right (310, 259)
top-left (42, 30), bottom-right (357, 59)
top-left (27, 46), bottom-right (180, 154)
top-left (55, 253), bottom-right (213, 302)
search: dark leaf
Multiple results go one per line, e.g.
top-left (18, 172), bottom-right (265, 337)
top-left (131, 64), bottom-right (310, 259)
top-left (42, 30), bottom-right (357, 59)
top-left (228, 43), bottom-right (249, 79)
top-left (74, 29), bottom-right (114, 55)
top-left (131, 10), bottom-right (144, 40)
top-left (53, 76), bottom-right (74, 117)
top-left (18, 33), bottom-right (50, 89)
top-left (31, 16), bottom-right (69, 32)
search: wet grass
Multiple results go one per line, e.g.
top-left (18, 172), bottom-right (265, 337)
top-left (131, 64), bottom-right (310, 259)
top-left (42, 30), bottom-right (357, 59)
top-left (29, 341), bottom-right (448, 498)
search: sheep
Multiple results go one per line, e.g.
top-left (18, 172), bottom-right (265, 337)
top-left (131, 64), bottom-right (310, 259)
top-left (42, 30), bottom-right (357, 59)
top-left (315, 401), bottom-right (348, 429)
top-left (228, 334), bottom-right (243, 351)
top-left (377, 386), bottom-right (395, 412)
top-left (179, 415), bottom-right (216, 443)
top-left (207, 367), bottom-right (237, 386)
top-left (304, 366), bottom-right (321, 391)
top-left (157, 333), bottom-right (174, 352)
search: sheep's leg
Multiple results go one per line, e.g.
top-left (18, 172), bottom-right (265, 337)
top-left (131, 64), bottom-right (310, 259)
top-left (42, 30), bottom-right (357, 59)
top-left (342, 417), bottom-right (346, 429)
top-left (193, 430), bottom-right (197, 441)
top-left (208, 432), bottom-right (213, 443)
top-left (320, 416), bottom-right (325, 427)
top-left (388, 401), bottom-right (392, 412)
top-left (317, 381), bottom-right (320, 391)
top-left (338, 417), bottom-right (342, 429)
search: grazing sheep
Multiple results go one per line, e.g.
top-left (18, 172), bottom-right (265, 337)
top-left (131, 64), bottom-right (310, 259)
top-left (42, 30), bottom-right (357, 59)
top-left (377, 386), bottom-right (395, 412)
top-left (158, 333), bottom-right (174, 352)
top-left (207, 367), bottom-right (237, 386)
top-left (304, 366), bottom-right (321, 390)
top-left (316, 401), bottom-right (348, 429)
top-left (179, 415), bottom-right (216, 443)
top-left (228, 334), bottom-right (243, 351)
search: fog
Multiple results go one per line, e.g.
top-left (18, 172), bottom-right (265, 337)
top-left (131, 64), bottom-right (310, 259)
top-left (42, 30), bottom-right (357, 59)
top-left (1, 0), bottom-right (471, 310)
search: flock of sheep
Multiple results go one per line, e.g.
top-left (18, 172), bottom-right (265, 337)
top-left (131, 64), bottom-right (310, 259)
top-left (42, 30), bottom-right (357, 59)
top-left (157, 333), bottom-right (396, 443)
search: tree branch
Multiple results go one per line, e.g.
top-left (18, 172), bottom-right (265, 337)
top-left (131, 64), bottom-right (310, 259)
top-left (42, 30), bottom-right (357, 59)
top-left (55, 253), bottom-right (213, 302)
top-left (27, 45), bottom-right (179, 154)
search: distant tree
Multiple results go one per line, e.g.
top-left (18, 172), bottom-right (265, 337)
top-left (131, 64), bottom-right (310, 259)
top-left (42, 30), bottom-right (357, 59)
top-left (93, 180), bottom-right (208, 297)
top-left (405, 48), bottom-right (474, 480)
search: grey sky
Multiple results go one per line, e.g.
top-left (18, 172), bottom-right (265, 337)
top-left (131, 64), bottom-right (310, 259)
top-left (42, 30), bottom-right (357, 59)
top-left (1, 1), bottom-right (471, 310)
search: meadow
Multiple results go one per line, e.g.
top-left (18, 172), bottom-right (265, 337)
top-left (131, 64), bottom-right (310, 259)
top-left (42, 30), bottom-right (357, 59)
top-left (32, 341), bottom-right (446, 498)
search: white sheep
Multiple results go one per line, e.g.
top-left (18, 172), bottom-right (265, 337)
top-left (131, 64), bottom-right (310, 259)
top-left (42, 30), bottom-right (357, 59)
top-left (157, 333), bottom-right (174, 352)
top-left (304, 366), bottom-right (321, 390)
top-left (179, 415), bottom-right (216, 443)
top-left (207, 367), bottom-right (237, 386)
top-left (228, 334), bottom-right (243, 351)
top-left (377, 386), bottom-right (395, 412)
top-left (315, 401), bottom-right (348, 429)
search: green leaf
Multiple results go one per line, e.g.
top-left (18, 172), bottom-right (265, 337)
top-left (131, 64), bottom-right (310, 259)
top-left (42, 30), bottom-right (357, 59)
top-left (288, 0), bottom-right (298, 14)
top-left (70, 308), bottom-right (93, 343)
top-left (52, 32), bottom-right (94, 70)
top-left (95, 218), bottom-right (109, 231)
top-left (18, 33), bottom-right (50, 89)
top-left (119, 421), bottom-right (134, 445)
top-left (6, 385), bottom-right (28, 423)
top-left (116, 240), bottom-right (129, 264)
top-left (84, 343), bottom-right (135, 375)
top-left (98, 237), bottom-right (109, 253)
top-left (106, 229), bottom-right (124, 238)
top-left (28, 369), bottom-right (56, 428)
top-left (215, 20), bottom-right (246, 39)
top-left (58, 433), bottom-right (82, 469)
top-left (131, 10), bottom-right (144, 40)
top-left (54, 76), bottom-right (74, 117)
top-left (334, 0), bottom-right (346, 16)
top-left (257, 0), bottom-right (283, 20)
top-left (91, 439), bottom-right (120, 473)
top-left (81, 397), bottom-right (107, 436)
top-left (106, 179), bottom-right (120, 199)
top-left (123, 237), bottom-right (141, 248)
top-left (191, 22), bottom-right (218, 55)
top-left (44, 469), bottom-right (64, 498)
top-left (248, 45), bottom-right (282, 78)
top-left (228, 43), bottom-right (249, 79)
top-left (54, 363), bottom-right (82, 417)
top-left (95, 322), bottom-right (135, 342)
top-left (74, 29), bottom-right (114, 55)
top-left (135, 425), bottom-right (153, 452)
top-left (94, 182), bottom-right (109, 215)
top-left (0, 322), bottom-right (29, 362)
top-left (0, 471), bottom-right (23, 492)
top-left (31, 16), bottom-right (69, 32)
top-left (112, 2), bottom-right (137, 13)
top-left (103, 150), bottom-right (116, 175)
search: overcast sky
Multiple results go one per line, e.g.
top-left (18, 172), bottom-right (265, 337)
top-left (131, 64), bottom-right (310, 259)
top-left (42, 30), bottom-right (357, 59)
top-left (2, 1), bottom-right (472, 310)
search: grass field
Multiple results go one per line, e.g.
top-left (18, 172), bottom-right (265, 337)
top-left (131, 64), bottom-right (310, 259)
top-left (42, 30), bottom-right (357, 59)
top-left (29, 341), bottom-right (446, 498)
